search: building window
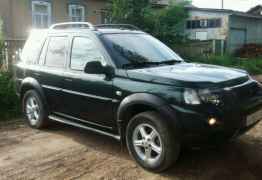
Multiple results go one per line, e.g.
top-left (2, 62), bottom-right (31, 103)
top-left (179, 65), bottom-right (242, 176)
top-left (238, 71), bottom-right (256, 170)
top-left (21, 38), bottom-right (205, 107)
top-left (69, 5), bottom-right (85, 22)
top-left (200, 20), bottom-right (208, 28)
top-left (196, 31), bottom-right (208, 40)
top-left (187, 18), bottom-right (222, 29)
top-left (32, 1), bottom-right (52, 28)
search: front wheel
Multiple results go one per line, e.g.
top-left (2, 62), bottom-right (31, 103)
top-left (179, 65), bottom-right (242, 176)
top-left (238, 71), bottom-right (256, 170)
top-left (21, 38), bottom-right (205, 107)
top-left (126, 111), bottom-right (180, 172)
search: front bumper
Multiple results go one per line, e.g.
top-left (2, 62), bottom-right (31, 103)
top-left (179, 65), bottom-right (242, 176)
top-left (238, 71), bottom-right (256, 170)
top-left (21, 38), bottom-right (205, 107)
top-left (173, 80), bottom-right (262, 145)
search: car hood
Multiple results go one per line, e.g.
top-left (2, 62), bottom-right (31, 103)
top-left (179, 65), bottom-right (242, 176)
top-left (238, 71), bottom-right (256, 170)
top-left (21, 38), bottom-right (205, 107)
top-left (126, 63), bottom-right (249, 88)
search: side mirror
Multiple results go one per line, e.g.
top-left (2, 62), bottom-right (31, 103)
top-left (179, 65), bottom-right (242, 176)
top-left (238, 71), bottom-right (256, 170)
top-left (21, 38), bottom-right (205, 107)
top-left (84, 61), bottom-right (114, 77)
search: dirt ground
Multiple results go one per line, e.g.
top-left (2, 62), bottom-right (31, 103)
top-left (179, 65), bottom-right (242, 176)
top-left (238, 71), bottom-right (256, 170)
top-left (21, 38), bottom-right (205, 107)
top-left (0, 120), bottom-right (262, 180)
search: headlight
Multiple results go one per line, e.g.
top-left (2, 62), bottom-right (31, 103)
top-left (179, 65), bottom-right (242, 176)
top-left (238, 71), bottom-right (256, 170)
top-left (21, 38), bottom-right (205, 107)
top-left (199, 89), bottom-right (220, 105)
top-left (184, 89), bottom-right (201, 105)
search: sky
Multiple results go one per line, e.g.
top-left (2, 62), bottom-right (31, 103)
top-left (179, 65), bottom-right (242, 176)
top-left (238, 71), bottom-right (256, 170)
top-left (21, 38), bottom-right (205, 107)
top-left (192, 0), bottom-right (262, 12)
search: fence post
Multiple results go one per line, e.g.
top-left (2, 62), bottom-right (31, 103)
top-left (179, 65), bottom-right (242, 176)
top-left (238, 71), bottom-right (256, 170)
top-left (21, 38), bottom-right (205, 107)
top-left (0, 49), bottom-right (2, 70)
top-left (221, 40), bottom-right (225, 56)
top-left (5, 47), bottom-right (8, 71)
top-left (212, 40), bottom-right (216, 54)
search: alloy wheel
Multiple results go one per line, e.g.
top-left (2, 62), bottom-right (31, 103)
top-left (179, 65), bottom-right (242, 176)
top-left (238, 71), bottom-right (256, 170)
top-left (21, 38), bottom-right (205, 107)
top-left (132, 123), bottom-right (163, 166)
top-left (25, 96), bottom-right (40, 126)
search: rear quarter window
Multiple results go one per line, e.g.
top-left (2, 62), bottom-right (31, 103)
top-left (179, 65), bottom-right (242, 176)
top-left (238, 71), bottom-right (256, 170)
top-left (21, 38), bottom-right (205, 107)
top-left (21, 30), bottom-right (47, 65)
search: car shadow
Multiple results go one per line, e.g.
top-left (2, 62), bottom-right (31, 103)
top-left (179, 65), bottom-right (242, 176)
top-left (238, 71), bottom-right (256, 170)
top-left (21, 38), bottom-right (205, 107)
top-left (44, 122), bottom-right (130, 159)
top-left (44, 122), bottom-right (262, 180)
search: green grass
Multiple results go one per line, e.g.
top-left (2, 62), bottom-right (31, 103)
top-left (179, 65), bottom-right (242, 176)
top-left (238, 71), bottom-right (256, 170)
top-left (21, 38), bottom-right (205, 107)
top-left (189, 55), bottom-right (262, 75)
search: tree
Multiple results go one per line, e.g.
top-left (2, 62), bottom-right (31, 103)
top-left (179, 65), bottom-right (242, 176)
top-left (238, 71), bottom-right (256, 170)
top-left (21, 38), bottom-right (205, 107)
top-left (108, 0), bottom-right (190, 46)
top-left (0, 18), bottom-right (3, 69)
top-left (109, 0), bottom-right (151, 28)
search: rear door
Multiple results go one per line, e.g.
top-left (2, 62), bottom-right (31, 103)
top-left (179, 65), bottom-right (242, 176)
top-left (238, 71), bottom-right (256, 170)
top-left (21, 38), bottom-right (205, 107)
top-left (38, 35), bottom-right (69, 113)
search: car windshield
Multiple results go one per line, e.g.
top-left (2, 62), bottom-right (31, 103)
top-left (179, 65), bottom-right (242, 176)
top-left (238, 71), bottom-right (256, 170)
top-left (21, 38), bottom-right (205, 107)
top-left (100, 33), bottom-right (183, 69)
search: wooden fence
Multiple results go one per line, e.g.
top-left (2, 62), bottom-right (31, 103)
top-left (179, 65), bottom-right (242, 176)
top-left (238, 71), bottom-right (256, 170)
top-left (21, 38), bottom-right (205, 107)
top-left (174, 40), bottom-right (226, 59)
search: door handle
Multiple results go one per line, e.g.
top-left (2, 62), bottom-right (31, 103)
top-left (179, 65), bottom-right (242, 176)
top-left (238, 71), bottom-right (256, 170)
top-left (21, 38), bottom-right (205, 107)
top-left (64, 78), bottom-right (73, 82)
top-left (33, 72), bottom-right (41, 77)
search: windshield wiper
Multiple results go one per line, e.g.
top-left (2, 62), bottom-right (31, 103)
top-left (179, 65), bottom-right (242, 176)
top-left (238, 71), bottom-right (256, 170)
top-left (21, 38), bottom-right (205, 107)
top-left (159, 59), bottom-right (183, 65)
top-left (122, 61), bottom-right (160, 69)
top-left (122, 60), bottom-right (183, 69)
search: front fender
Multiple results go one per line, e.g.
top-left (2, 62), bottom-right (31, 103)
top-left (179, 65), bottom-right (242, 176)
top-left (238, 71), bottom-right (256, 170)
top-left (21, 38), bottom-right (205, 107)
top-left (117, 93), bottom-right (182, 139)
top-left (117, 93), bottom-right (168, 121)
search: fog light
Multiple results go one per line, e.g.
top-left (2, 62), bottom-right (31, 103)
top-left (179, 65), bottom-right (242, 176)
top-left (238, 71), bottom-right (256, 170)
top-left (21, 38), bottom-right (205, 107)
top-left (208, 118), bottom-right (217, 126)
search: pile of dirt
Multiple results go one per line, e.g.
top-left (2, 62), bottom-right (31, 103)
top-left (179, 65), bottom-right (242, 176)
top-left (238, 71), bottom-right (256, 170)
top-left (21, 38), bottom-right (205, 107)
top-left (236, 44), bottom-right (262, 58)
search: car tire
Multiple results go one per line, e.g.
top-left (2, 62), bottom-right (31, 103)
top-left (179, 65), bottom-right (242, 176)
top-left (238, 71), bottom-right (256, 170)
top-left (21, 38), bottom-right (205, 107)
top-left (22, 90), bottom-right (49, 129)
top-left (126, 111), bottom-right (180, 172)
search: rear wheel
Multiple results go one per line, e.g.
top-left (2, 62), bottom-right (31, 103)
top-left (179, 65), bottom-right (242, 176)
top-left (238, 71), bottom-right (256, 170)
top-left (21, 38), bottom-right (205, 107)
top-left (126, 111), bottom-right (180, 172)
top-left (22, 90), bottom-right (49, 129)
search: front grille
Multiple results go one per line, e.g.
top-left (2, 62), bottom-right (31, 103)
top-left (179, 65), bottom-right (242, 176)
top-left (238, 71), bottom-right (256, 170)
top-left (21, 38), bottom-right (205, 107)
top-left (216, 81), bottom-right (260, 110)
top-left (232, 81), bottom-right (259, 100)
top-left (218, 76), bottom-right (249, 88)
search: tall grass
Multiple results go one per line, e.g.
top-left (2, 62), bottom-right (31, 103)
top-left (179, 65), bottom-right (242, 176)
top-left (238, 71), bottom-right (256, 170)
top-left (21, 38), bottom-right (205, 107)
top-left (190, 55), bottom-right (262, 75)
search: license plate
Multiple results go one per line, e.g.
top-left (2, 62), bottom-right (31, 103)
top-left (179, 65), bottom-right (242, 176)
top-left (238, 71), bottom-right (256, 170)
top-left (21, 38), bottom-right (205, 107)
top-left (246, 109), bottom-right (262, 126)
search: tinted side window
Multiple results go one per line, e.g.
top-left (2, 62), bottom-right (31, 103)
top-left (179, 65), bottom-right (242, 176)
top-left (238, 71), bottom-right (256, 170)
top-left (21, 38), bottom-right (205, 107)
top-left (45, 37), bottom-right (68, 68)
top-left (70, 37), bottom-right (105, 71)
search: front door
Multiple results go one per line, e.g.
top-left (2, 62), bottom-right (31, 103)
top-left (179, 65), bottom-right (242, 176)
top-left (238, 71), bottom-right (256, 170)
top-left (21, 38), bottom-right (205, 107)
top-left (61, 36), bottom-right (115, 129)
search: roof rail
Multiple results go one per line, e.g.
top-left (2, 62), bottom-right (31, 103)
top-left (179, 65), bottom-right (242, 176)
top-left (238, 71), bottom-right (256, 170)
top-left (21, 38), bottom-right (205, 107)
top-left (94, 24), bottom-right (140, 30)
top-left (49, 22), bottom-right (96, 30)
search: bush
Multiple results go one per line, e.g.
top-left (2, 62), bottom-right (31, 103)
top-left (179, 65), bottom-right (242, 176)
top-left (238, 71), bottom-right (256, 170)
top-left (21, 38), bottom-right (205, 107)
top-left (0, 18), bottom-right (20, 121)
top-left (190, 55), bottom-right (262, 75)
top-left (0, 72), bottom-right (20, 120)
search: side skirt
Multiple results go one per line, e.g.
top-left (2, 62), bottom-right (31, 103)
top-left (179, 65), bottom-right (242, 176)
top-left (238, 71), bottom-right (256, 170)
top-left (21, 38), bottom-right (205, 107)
top-left (48, 115), bottom-right (121, 141)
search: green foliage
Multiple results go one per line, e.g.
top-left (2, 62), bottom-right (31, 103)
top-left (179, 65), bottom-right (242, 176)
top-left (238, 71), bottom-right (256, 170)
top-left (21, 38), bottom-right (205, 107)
top-left (144, 5), bottom-right (188, 46)
top-left (190, 55), bottom-right (262, 75)
top-left (0, 18), bottom-right (3, 67)
top-left (109, 0), bottom-right (150, 26)
top-left (0, 19), bottom-right (20, 121)
top-left (0, 72), bottom-right (20, 120)
top-left (108, 0), bottom-right (189, 45)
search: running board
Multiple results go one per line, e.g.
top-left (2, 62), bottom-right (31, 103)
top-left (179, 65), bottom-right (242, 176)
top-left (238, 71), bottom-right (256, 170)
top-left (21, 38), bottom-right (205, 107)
top-left (48, 115), bottom-right (121, 141)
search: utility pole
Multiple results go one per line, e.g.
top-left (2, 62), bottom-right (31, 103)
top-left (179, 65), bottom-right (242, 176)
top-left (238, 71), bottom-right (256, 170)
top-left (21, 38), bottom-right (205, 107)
top-left (221, 0), bottom-right (224, 9)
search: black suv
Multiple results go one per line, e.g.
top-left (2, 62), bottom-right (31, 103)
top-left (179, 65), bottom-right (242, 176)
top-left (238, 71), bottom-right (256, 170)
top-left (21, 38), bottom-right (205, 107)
top-left (15, 22), bottom-right (262, 172)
